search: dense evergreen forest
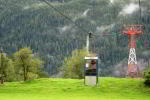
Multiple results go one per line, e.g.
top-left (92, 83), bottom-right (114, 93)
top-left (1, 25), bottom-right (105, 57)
top-left (0, 0), bottom-right (150, 77)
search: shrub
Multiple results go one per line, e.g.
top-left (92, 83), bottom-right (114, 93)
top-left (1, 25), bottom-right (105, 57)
top-left (144, 69), bottom-right (150, 86)
top-left (63, 49), bottom-right (88, 79)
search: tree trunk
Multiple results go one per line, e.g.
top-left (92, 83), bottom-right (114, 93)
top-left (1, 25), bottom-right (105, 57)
top-left (20, 56), bottom-right (27, 81)
top-left (148, 59), bottom-right (149, 68)
top-left (0, 77), bottom-right (4, 84)
top-left (24, 66), bottom-right (27, 81)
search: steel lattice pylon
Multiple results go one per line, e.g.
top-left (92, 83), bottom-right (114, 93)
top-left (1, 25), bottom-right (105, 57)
top-left (123, 25), bottom-right (144, 77)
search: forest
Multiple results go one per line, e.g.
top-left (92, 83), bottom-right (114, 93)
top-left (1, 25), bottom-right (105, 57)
top-left (0, 0), bottom-right (150, 77)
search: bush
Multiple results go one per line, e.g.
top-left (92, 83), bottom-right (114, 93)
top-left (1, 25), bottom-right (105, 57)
top-left (144, 69), bottom-right (150, 86)
top-left (63, 49), bottom-right (88, 79)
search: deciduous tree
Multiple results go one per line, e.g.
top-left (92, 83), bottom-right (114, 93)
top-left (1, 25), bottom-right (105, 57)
top-left (13, 48), bottom-right (43, 81)
top-left (0, 53), bottom-right (14, 84)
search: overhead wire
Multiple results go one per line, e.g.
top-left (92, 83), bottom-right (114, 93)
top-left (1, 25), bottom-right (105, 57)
top-left (40, 0), bottom-right (117, 37)
top-left (40, 0), bottom-right (89, 34)
top-left (139, 0), bottom-right (142, 23)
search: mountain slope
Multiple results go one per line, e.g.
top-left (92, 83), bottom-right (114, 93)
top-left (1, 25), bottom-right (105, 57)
top-left (0, 0), bottom-right (150, 76)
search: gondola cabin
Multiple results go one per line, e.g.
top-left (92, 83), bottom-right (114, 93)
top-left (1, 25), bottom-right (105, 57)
top-left (84, 56), bottom-right (98, 86)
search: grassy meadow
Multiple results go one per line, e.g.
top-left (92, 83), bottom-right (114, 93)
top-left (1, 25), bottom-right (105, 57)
top-left (0, 77), bottom-right (150, 100)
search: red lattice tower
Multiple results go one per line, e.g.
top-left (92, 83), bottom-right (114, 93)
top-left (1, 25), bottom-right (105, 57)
top-left (123, 25), bottom-right (144, 77)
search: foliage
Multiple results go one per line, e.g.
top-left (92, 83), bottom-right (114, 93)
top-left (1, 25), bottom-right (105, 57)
top-left (0, 0), bottom-right (150, 76)
top-left (144, 69), bottom-right (150, 86)
top-left (0, 78), bottom-right (150, 100)
top-left (37, 71), bottom-right (49, 78)
top-left (13, 48), bottom-right (43, 81)
top-left (0, 53), bottom-right (15, 84)
top-left (63, 49), bottom-right (88, 79)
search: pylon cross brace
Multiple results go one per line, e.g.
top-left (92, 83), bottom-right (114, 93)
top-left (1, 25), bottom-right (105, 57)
top-left (128, 48), bottom-right (137, 64)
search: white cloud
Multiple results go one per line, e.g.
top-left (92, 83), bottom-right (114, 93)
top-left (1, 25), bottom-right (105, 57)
top-left (110, 0), bottom-right (114, 4)
top-left (82, 9), bottom-right (90, 17)
top-left (59, 25), bottom-right (72, 33)
top-left (119, 3), bottom-right (139, 15)
top-left (73, 9), bottom-right (90, 21)
top-left (96, 24), bottom-right (115, 33)
top-left (23, 5), bottom-right (30, 10)
top-left (23, 3), bottom-right (47, 10)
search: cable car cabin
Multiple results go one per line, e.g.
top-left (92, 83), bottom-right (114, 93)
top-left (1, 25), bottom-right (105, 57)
top-left (84, 56), bottom-right (98, 86)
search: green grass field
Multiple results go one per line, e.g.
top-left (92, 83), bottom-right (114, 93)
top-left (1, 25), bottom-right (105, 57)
top-left (0, 77), bottom-right (150, 100)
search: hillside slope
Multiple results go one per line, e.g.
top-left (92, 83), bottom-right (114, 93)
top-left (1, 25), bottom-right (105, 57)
top-left (0, 78), bottom-right (150, 100)
top-left (0, 0), bottom-right (150, 76)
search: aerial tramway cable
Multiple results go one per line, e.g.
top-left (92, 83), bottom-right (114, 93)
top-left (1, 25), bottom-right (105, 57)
top-left (139, 0), bottom-right (142, 23)
top-left (40, 0), bottom-right (117, 37)
top-left (40, 0), bottom-right (89, 34)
